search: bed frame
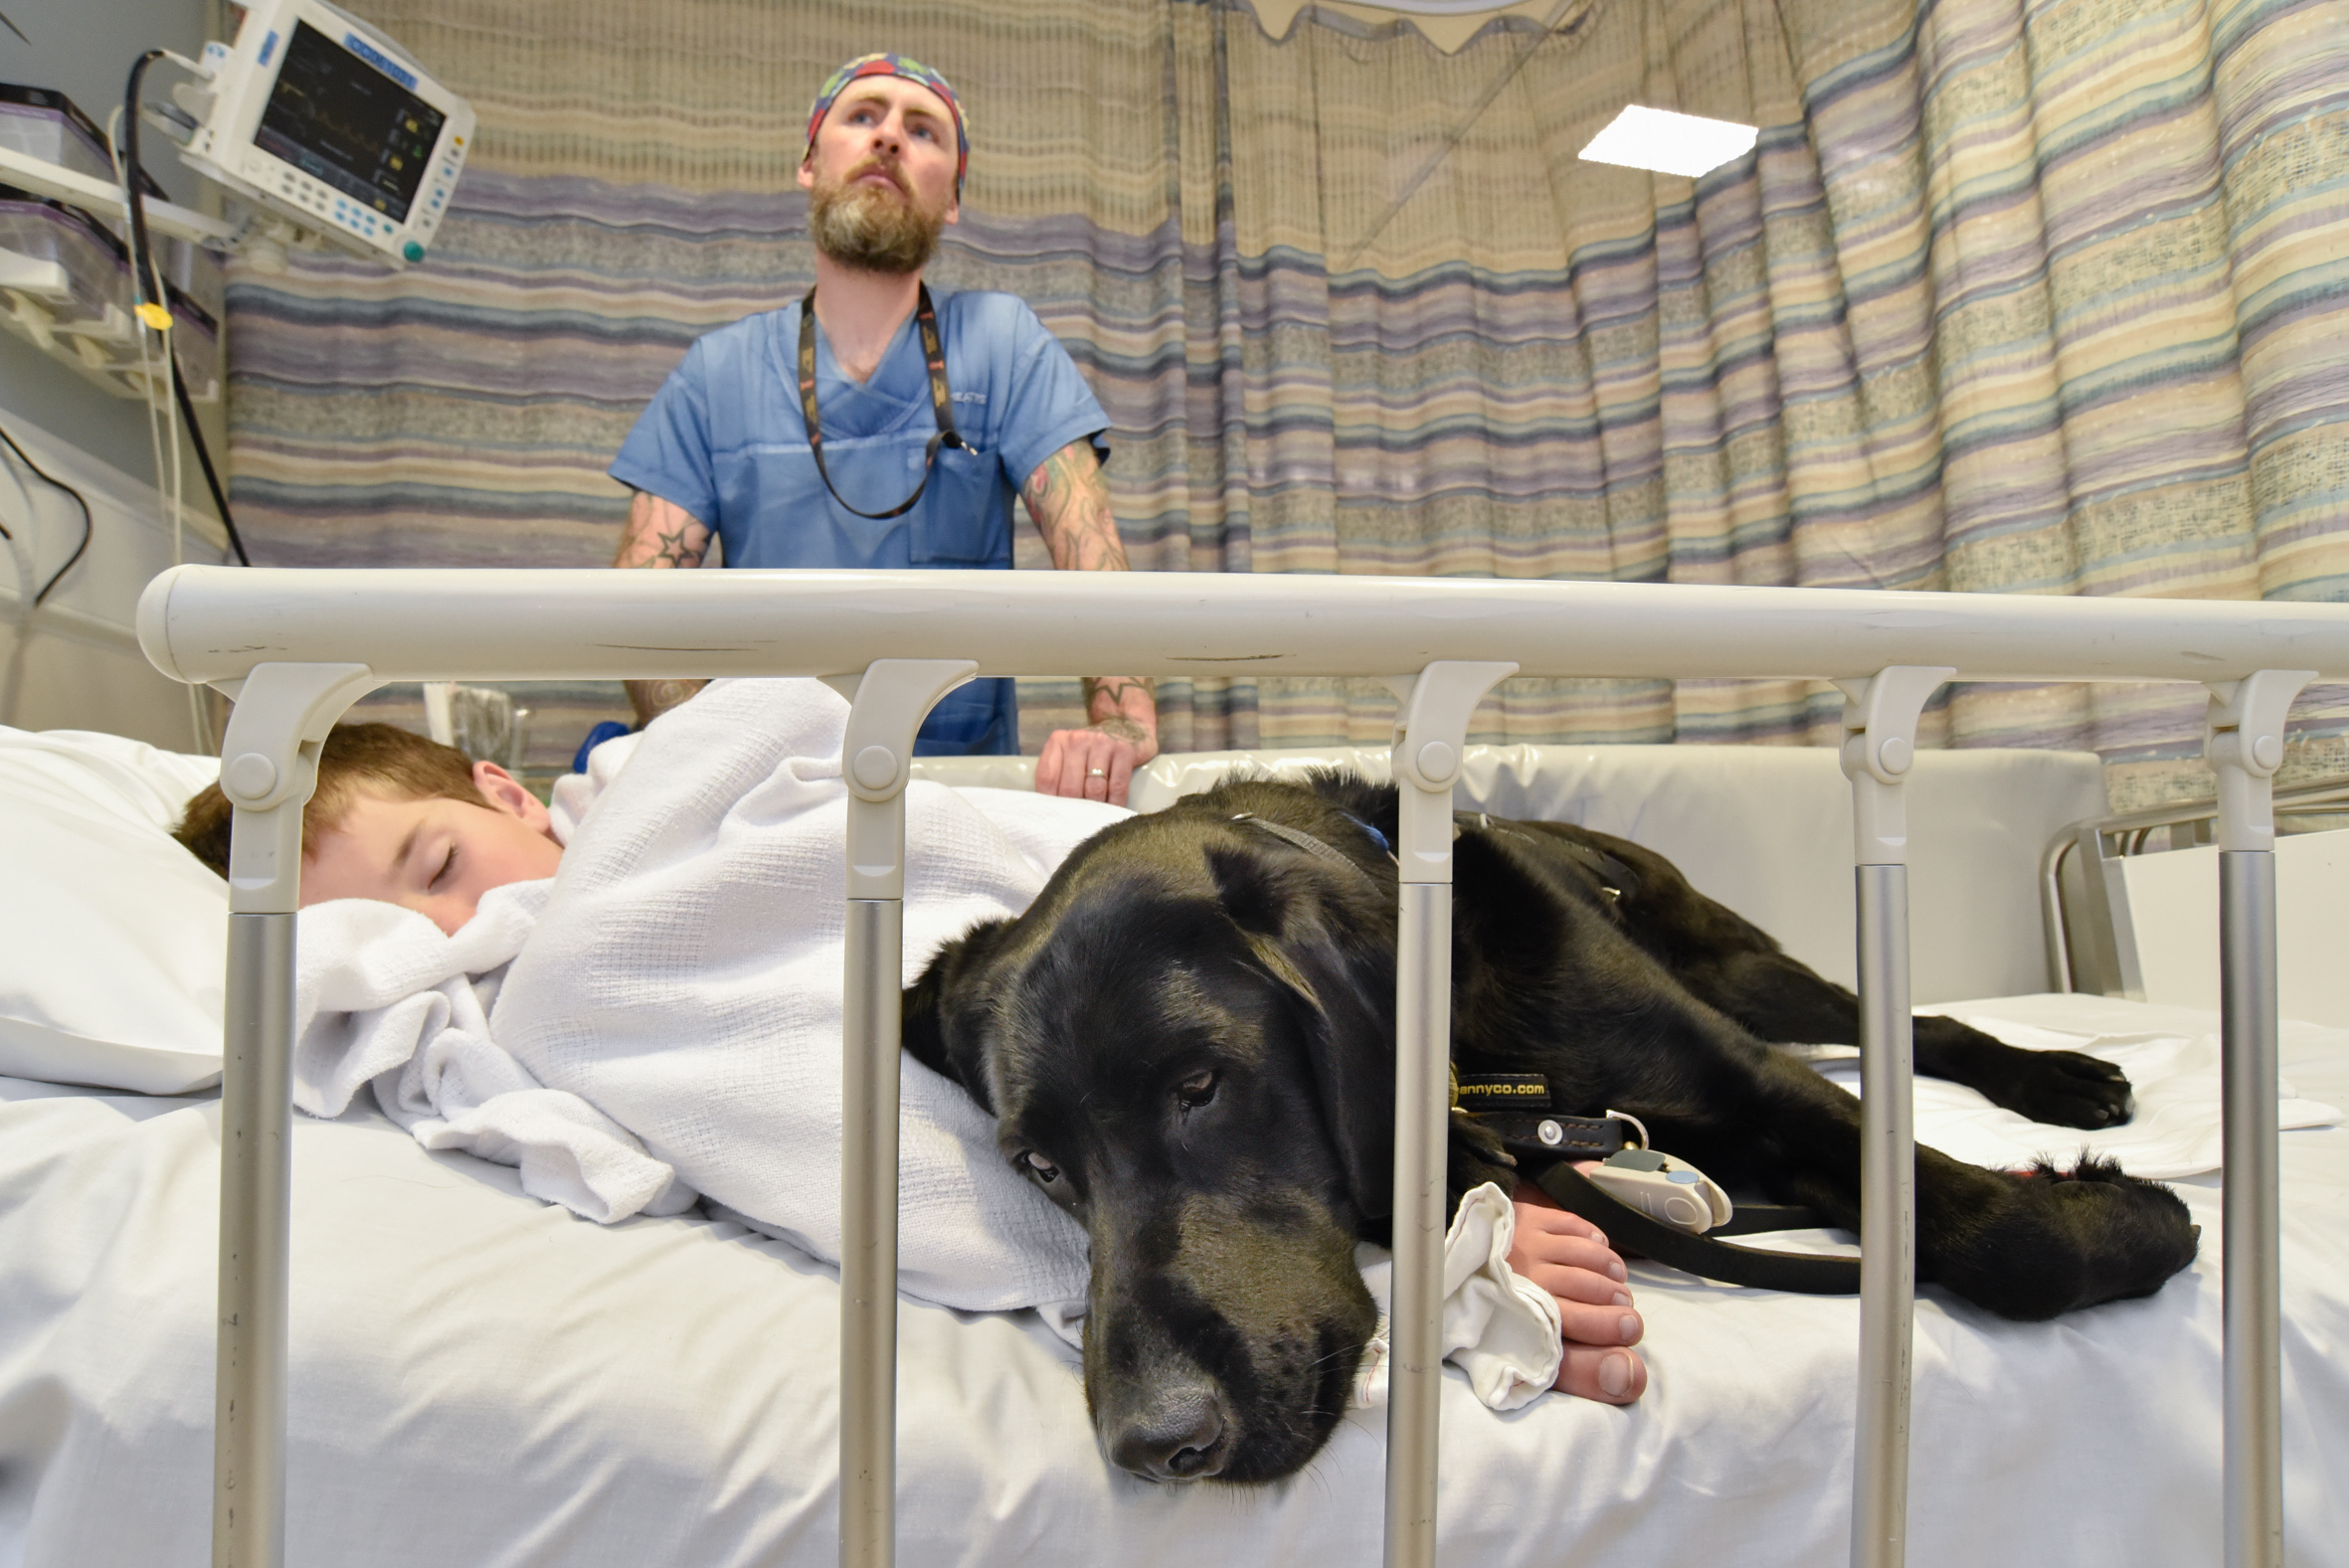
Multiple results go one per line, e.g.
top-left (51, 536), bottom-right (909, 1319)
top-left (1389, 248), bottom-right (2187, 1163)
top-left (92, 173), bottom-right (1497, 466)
top-left (135, 565), bottom-right (2349, 1568)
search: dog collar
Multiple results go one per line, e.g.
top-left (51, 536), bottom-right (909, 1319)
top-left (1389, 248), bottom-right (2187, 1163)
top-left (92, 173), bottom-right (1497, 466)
top-left (1228, 812), bottom-right (1392, 882)
top-left (1453, 1071), bottom-right (1651, 1157)
top-left (1468, 811), bottom-right (1639, 905)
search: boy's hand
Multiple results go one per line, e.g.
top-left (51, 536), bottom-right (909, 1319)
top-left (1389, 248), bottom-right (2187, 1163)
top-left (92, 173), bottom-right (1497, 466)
top-left (1511, 1180), bottom-right (1648, 1404)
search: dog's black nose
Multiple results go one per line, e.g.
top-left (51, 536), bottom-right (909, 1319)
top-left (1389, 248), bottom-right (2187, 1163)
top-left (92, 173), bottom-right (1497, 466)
top-left (1108, 1390), bottom-right (1226, 1481)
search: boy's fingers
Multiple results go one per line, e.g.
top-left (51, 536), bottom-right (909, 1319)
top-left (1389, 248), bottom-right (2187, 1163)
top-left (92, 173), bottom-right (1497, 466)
top-left (1513, 1197), bottom-right (1604, 1242)
top-left (1516, 1262), bottom-right (1633, 1307)
top-left (1554, 1299), bottom-right (1643, 1347)
top-left (1554, 1344), bottom-right (1647, 1403)
top-left (1509, 1234), bottom-right (1627, 1284)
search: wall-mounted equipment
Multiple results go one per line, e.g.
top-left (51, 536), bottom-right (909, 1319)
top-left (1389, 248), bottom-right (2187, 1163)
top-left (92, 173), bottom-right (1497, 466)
top-left (176, 0), bottom-right (476, 268)
top-left (0, 86), bottom-right (223, 402)
top-left (0, 0), bottom-right (474, 576)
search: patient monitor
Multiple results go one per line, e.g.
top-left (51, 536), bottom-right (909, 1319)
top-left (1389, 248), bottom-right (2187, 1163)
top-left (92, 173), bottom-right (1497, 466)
top-left (173, 0), bottom-right (476, 266)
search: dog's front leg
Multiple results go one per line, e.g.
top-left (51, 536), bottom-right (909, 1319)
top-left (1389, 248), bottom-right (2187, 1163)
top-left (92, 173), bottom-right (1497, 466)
top-left (1686, 1050), bottom-right (2196, 1321)
top-left (1671, 945), bottom-right (2134, 1130)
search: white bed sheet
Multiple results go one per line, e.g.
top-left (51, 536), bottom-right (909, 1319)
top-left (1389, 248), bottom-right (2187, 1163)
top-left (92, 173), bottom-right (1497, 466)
top-left (2, 992), bottom-right (2345, 1568)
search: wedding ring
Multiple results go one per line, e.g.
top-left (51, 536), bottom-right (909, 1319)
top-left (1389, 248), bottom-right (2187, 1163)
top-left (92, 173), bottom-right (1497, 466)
top-left (1087, 767), bottom-right (1108, 778)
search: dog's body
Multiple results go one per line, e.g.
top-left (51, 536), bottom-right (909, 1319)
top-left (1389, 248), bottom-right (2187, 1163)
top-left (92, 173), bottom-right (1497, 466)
top-left (904, 773), bottom-right (2199, 1484)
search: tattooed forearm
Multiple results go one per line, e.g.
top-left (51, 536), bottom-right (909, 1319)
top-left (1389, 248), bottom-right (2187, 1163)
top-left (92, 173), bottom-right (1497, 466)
top-left (1022, 440), bottom-right (1129, 574)
top-left (1028, 451), bottom-right (1157, 755)
top-left (651, 524), bottom-right (703, 567)
top-left (614, 490), bottom-right (713, 570)
top-left (1083, 674), bottom-right (1158, 752)
top-left (614, 492), bottom-right (712, 722)
top-left (1084, 676), bottom-right (1155, 723)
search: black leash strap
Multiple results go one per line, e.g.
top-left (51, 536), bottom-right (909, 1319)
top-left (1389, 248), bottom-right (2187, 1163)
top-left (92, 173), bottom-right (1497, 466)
top-left (1461, 1085), bottom-right (1859, 1296)
top-left (1528, 1160), bottom-right (1860, 1296)
top-left (798, 282), bottom-right (966, 520)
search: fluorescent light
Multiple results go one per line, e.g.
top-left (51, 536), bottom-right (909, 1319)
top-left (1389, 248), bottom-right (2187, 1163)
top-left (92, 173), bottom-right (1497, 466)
top-left (1577, 104), bottom-right (1758, 179)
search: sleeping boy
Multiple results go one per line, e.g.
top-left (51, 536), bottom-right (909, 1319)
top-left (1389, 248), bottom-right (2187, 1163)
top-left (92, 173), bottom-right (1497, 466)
top-left (174, 723), bottom-right (562, 937)
top-left (172, 716), bottom-right (1649, 1406)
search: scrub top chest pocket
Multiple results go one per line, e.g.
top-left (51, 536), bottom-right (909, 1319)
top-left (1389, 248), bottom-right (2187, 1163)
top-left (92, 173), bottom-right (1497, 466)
top-left (909, 440), bottom-right (1013, 567)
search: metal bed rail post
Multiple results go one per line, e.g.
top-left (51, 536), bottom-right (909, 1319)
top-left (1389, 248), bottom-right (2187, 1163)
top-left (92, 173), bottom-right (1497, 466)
top-left (207, 662), bottom-right (379, 1568)
top-left (2205, 671), bottom-right (2311, 1568)
top-left (1834, 666), bottom-right (1949, 1568)
top-left (835, 660), bottom-right (977, 1568)
top-left (1380, 662), bottom-right (1515, 1568)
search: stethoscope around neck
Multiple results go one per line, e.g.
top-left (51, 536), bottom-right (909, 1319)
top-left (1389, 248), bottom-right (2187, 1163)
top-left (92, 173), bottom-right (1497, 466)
top-left (797, 282), bottom-right (968, 520)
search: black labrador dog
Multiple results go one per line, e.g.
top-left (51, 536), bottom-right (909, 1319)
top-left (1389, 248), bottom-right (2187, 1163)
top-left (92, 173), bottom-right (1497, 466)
top-left (903, 773), bottom-right (2199, 1484)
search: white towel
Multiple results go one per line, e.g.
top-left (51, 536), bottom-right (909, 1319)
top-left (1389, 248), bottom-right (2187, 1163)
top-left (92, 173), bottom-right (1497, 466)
top-left (1354, 1182), bottom-right (1565, 1410)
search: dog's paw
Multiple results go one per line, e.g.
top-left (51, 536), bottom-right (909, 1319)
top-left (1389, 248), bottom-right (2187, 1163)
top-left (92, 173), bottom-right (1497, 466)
top-left (1993, 1049), bottom-right (2134, 1130)
top-left (1933, 1155), bottom-right (2197, 1319)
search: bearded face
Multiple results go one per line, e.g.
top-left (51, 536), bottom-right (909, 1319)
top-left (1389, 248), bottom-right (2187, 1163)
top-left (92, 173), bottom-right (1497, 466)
top-left (808, 155), bottom-right (950, 275)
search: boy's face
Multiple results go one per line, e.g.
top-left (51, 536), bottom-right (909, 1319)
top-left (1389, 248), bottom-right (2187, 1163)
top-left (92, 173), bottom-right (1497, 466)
top-left (301, 763), bottom-right (563, 935)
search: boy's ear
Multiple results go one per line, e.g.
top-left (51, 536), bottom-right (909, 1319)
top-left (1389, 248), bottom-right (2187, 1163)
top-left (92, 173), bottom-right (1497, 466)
top-left (471, 762), bottom-right (553, 834)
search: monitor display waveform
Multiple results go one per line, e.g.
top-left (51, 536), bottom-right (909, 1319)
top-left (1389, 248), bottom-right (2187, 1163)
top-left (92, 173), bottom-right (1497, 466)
top-left (254, 20), bottom-right (445, 222)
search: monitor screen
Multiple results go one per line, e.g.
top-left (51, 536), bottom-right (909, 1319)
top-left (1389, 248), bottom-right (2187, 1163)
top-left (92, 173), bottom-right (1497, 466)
top-left (253, 20), bottom-right (446, 223)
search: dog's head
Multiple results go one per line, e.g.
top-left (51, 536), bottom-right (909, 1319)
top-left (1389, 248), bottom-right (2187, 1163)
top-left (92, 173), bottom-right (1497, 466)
top-left (905, 795), bottom-right (1400, 1482)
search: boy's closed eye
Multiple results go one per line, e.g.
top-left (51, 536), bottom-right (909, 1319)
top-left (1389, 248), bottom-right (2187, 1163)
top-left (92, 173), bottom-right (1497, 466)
top-left (302, 763), bottom-right (562, 935)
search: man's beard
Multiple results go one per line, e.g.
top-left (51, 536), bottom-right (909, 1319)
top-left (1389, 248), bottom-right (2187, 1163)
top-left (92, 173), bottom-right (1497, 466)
top-left (808, 161), bottom-right (947, 275)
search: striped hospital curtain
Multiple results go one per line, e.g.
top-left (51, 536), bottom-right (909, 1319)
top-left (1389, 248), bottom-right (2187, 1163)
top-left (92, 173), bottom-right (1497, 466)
top-left (224, 0), bottom-right (2349, 796)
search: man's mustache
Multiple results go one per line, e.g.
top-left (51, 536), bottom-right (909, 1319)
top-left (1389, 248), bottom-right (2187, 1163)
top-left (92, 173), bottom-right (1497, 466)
top-left (842, 156), bottom-right (909, 197)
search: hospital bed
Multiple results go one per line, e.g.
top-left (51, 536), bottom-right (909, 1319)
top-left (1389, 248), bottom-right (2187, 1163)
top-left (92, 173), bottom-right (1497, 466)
top-left (3, 567), bottom-right (2347, 1568)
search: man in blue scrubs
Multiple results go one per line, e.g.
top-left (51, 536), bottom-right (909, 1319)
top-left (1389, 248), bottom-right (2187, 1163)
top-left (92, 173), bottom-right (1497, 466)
top-left (608, 54), bottom-right (1158, 803)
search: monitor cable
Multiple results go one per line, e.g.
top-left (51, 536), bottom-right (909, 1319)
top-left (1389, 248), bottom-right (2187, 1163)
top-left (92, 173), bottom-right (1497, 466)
top-left (121, 49), bottom-right (253, 568)
top-left (0, 421), bottom-right (95, 606)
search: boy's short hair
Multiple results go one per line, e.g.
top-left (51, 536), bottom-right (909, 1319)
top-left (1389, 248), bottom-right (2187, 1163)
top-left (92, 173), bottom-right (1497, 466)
top-left (174, 723), bottom-right (486, 878)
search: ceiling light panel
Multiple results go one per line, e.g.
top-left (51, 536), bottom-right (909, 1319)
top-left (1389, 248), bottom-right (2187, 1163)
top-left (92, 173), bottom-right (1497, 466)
top-left (1577, 104), bottom-right (1758, 179)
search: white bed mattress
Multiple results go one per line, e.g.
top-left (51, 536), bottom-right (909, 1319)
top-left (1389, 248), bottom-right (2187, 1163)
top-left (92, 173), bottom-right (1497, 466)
top-left (2, 993), bottom-right (2345, 1567)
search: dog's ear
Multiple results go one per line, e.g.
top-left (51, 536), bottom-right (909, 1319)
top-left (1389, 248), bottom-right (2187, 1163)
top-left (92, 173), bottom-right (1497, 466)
top-left (903, 916), bottom-right (1017, 1114)
top-left (1206, 844), bottom-right (1396, 1224)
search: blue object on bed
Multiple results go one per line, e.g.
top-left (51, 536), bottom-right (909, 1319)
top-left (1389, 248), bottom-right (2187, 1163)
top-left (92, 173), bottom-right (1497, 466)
top-left (571, 720), bottom-right (633, 775)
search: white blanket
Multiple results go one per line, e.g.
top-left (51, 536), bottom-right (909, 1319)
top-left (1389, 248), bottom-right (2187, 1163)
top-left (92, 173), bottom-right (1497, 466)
top-left (291, 880), bottom-right (695, 1224)
top-left (294, 678), bottom-right (1128, 1310)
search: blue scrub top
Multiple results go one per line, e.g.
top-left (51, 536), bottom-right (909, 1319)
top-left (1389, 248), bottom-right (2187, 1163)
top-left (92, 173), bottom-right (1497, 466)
top-left (611, 289), bottom-right (1109, 755)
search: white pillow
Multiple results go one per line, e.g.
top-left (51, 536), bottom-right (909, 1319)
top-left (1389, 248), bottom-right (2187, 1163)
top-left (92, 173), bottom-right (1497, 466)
top-left (0, 728), bottom-right (227, 1094)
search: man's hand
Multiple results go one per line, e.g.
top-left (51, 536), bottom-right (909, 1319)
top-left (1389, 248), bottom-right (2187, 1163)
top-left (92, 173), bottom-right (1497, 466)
top-left (1036, 677), bottom-right (1156, 803)
top-left (1022, 441), bottom-right (1160, 803)
top-left (613, 489), bottom-right (713, 724)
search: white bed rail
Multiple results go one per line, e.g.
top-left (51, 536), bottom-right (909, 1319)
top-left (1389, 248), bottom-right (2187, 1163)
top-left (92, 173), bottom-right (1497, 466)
top-left (138, 565), bottom-right (2349, 1568)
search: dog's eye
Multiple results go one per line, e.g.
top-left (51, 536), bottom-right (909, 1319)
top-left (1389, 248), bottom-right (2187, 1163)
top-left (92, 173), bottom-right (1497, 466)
top-left (1022, 1151), bottom-right (1061, 1184)
top-left (1176, 1070), bottom-right (1218, 1110)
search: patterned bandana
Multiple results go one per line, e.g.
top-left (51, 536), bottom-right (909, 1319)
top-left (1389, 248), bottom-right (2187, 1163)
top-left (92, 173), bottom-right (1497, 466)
top-left (805, 53), bottom-right (969, 195)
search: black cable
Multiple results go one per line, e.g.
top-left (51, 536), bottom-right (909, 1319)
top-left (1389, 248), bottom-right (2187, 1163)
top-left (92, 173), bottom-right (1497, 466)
top-left (170, 349), bottom-right (252, 565)
top-left (121, 49), bottom-right (253, 567)
top-left (0, 422), bottom-right (96, 606)
top-left (121, 51), bottom-right (166, 324)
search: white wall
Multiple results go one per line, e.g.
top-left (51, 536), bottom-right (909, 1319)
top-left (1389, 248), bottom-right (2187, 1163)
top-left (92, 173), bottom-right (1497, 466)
top-left (2122, 829), bottom-right (2349, 1029)
top-left (0, 412), bottom-right (227, 749)
top-left (2, 0), bottom-right (234, 745)
top-left (0, 0), bottom-right (222, 480)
